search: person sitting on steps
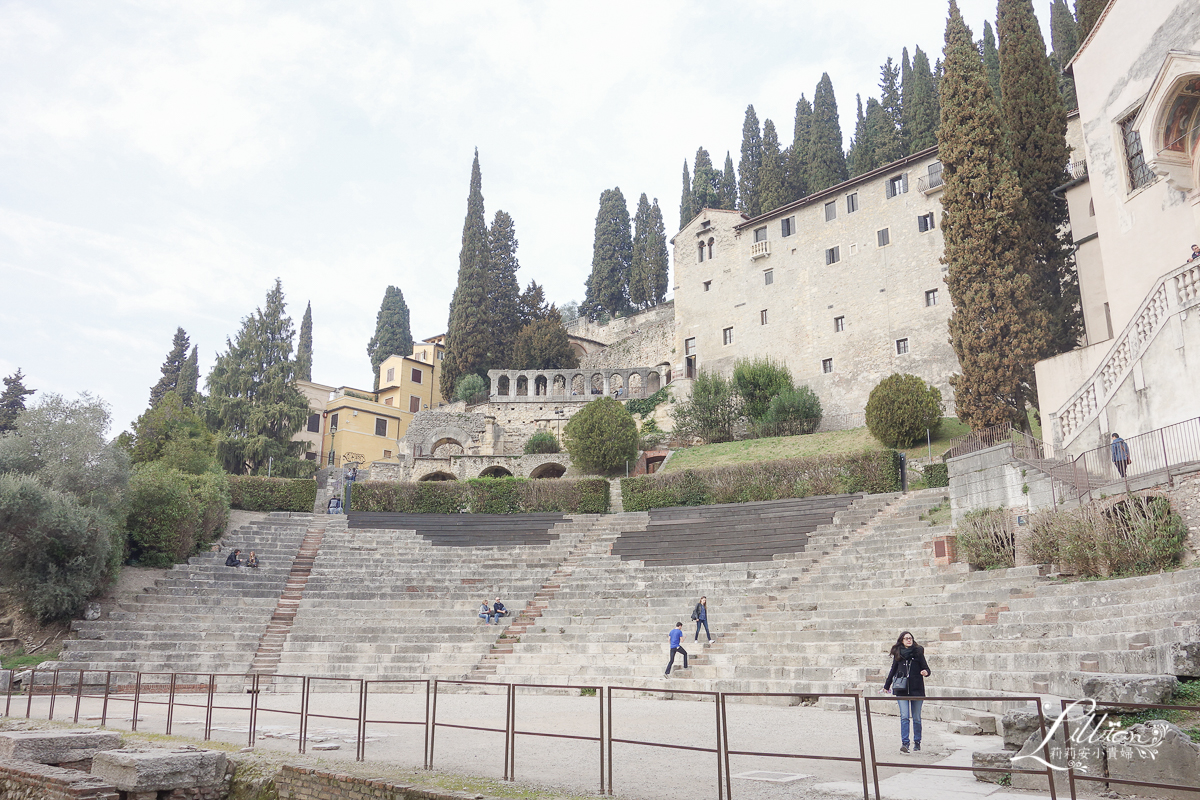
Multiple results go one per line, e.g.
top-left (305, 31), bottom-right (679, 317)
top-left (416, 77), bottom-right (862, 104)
top-left (478, 599), bottom-right (494, 624)
top-left (492, 597), bottom-right (509, 620)
top-left (246, 551), bottom-right (259, 568)
top-left (225, 549), bottom-right (242, 567)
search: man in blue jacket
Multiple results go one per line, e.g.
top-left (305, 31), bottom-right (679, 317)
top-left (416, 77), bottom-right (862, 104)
top-left (663, 622), bottom-right (688, 678)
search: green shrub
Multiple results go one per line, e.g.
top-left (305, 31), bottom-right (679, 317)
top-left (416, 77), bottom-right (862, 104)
top-left (125, 463), bottom-right (199, 567)
top-left (467, 477), bottom-right (524, 513)
top-left (765, 386), bottom-right (823, 431)
top-left (923, 463), bottom-right (949, 488)
top-left (620, 450), bottom-right (901, 511)
top-left (1027, 494), bottom-right (1186, 576)
top-left (563, 397), bottom-right (639, 475)
top-left (670, 370), bottom-right (742, 444)
top-left (523, 431), bottom-right (561, 455)
top-left (955, 508), bottom-right (1014, 569)
top-left (626, 387), bottom-right (668, 418)
top-left (865, 374), bottom-right (945, 448)
top-left (454, 374), bottom-right (488, 404)
top-left (733, 358), bottom-right (794, 422)
top-left (639, 418), bottom-right (666, 450)
top-left (349, 478), bottom-right (609, 514)
top-left (228, 475), bottom-right (317, 512)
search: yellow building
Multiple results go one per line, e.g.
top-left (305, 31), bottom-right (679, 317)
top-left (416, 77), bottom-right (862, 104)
top-left (309, 336), bottom-right (449, 467)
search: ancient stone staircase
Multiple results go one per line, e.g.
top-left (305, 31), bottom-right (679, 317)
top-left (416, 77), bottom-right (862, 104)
top-left (247, 526), bottom-right (325, 676)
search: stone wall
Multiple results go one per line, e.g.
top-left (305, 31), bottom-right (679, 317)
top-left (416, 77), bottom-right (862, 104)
top-left (578, 315), bottom-right (675, 373)
top-left (566, 301), bottom-right (675, 347)
top-left (275, 764), bottom-right (499, 800)
top-left (1165, 471), bottom-right (1200, 564)
top-left (0, 761), bottom-right (118, 800)
top-left (947, 444), bottom-right (1055, 525)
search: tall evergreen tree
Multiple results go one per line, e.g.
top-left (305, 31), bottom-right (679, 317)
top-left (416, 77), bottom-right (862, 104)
top-left (629, 193), bottom-right (654, 310)
top-left (205, 279), bottom-right (311, 475)
top-left (866, 98), bottom-right (895, 172)
top-left (441, 149), bottom-right (492, 400)
top-left (148, 328), bottom-right (190, 408)
top-left (905, 47), bottom-right (941, 152)
top-left (486, 210), bottom-right (523, 370)
top-left (518, 280), bottom-right (551, 327)
top-left (939, 0), bottom-right (1047, 431)
top-left (296, 302), bottom-right (313, 381)
top-left (691, 148), bottom-right (720, 211)
top-left (367, 286), bottom-right (414, 388)
top-left (679, 159), bottom-right (694, 230)
top-left (737, 105), bottom-right (763, 217)
top-left (1075, 0), bottom-right (1104, 39)
top-left (787, 95), bottom-right (813, 202)
top-left (719, 152), bottom-right (738, 210)
top-left (583, 188), bottom-right (633, 319)
top-left (0, 369), bottom-right (35, 434)
top-left (849, 95), bottom-right (875, 177)
top-left (900, 47), bottom-right (914, 150)
top-left (177, 346), bottom-right (199, 407)
top-left (512, 313), bottom-right (580, 371)
top-left (998, 0), bottom-right (1081, 356)
top-left (877, 57), bottom-right (905, 162)
top-left (982, 21), bottom-right (1002, 101)
top-left (1049, 0), bottom-right (1080, 109)
top-left (758, 120), bottom-right (788, 213)
top-left (806, 73), bottom-right (849, 192)
top-left (645, 200), bottom-right (670, 306)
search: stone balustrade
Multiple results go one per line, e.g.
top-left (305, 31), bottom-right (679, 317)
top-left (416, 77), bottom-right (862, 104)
top-left (486, 367), bottom-right (664, 403)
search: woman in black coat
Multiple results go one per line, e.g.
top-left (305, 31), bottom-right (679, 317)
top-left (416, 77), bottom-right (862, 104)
top-left (883, 631), bottom-right (931, 753)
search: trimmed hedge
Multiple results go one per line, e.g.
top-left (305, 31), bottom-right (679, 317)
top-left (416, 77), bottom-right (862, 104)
top-left (621, 450), bottom-right (901, 511)
top-left (350, 477), bottom-right (610, 515)
top-left (228, 475), bottom-right (317, 512)
top-left (923, 463), bottom-right (949, 488)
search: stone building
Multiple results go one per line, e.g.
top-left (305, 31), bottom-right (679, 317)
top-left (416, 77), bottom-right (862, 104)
top-left (671, 147), bottom-right (957, 418)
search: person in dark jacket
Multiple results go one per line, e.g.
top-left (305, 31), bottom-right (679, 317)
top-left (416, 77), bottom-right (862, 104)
top-left (692, 596), bottom-right (714, 644)
top-left (883, 631), bottom-right (931, 753)
top-left (1111, 433), bottom-right (1131, 479)
top-left (225, 549), bottom-right (242, 567)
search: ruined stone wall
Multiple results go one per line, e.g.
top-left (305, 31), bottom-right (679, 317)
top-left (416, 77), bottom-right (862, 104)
top-left (578, 315), bottom-right (676, 372)
top-left (0, 761), bottom-right (118, 800)
top-left (566, 301), bottom-right (674, 346)
top-left (276, 764), bottom-right (491, 799)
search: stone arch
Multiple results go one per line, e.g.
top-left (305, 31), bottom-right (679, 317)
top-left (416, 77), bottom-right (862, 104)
top-left (418, 471), bottom-right (457, 481)
top-left (1140, 61), bottom-right (1200, 191)
top-left (496, 375), bottom-right (511, 396)
top-left (571, 374), bottom-right (586, 396)
top-left (419, 425), bottom-right (478, 458)
top-left (432, 438), bottom-right (464, 457)
top-left (628, 372), bottom-right (644, 397)
top-left (608, 373), bottom-right (625, 397)
top-left (534, 374), bottom-right (549, 396)
top-left (529, 462), bottom-right (567, 479)
top-left (552, 374), bottom-right (567, 396)
top-left (647, 370), bottom-right (662, 393)
top-left (516, 375), bottom-right (529, 396)
top-left (570, 342), bottom-right (586, 360)
top-left (479, 465), bottom-right (514, 478)
top-left (590, 373), bottom-right (604, 395)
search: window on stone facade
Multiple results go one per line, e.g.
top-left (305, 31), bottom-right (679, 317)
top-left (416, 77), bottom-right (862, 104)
top-left (723, 327), bottom-right (733, 345)
top-left (409, 395), bottom-right (421, 413)
top-left (824, 201), bottom-right (837, 221)
top-left (849, 243), bottom-right (858, 255)
top-left (1119, 112), bottom-right (1155, 191)
top-left (383, 450), bottom-right (392, 459)
top-left (896, 338), bottom-right (910, 355)
top-left (385, 397), bottom-right (394, 406)
top-left (698, 242), bottom-right (705, 262)
top-left (825, 246), bottom-right (840, 265)
top-left (846, 193), bottom-right (859, 213)
top-left (386, 367), bottom-right (394, 382)
top-left (375, 418), bottom-right (388, 436)
top-left (781, 216), bottom-right (795, 237)
top-left (411, 368), bottom-right (422, 384)
top-left (885, 173), bottom-right (908, 198)
top-left (834, 316), bottom-right (845, 332)
top-left (707, 237), bottom-right (714, 259)
top-left (305, 452), bottom-right (317, 461)
top-left (760, 309), bottom-right (768, 325)
top-left (437, 350), bottom-right (444, 360)
top-left (822, 358), bottom-right (834, 374)
top-left (925, 289), bottom-right (939, 307)
top-left (918, 212), bottom-right (935, 233)
top-left (753, 227), bottom-right (767, 242)
top-left (330, 413), bottom-right (339, 431)
top-left (877, 228), bottom-right (890, 247)
top-left (307, 413), bottom-right (321, 433)
top-left (685, 337), bottom-right (696, 356)
top-left (703, 280), bottom-right (711, 292)
top-left (764, 269), bottom-right (773, 285)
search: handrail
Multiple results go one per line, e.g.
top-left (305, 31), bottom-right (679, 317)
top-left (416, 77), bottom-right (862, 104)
top-left (942, 422), bottom-right (1014, 461)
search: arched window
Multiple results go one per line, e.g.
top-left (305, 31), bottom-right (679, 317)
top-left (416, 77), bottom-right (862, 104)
top-left (707, 238), bottom-right (714, 260)
top-left (698, 242), bottom-right (705, 263)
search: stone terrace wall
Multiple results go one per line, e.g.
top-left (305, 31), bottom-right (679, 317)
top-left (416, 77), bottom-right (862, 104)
top-left (565, 301), bottom-right (674, 347)
top-left (0, 761), bottom-right (118, 800)
top-left (276, 764), bottom-right (496, 800)
top-left (578, 313), bottom-right (676, 372)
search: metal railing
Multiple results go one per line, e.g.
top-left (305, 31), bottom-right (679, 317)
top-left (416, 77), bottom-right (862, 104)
top-left (916, 164), bottom-right (944, 193)
top-left (942, 422), bottom-right (1016, 460)
top-left (8, 669), bottom-right (1200, 799)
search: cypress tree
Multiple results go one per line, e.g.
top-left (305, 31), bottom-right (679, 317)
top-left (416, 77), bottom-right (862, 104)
top-left (679, 159), bottom-right (694, 230)
top-left (512, 313), bottom-right (580, 371)
top-left (296, 302), bottom-right (313, 381)
top-left (900, 47), bottom-right (914, 150)
top-left (719, 152), bottom-right (738, 210)
top-left (177, 346), bottom-right (199, 407)
top-left (877, 57), bottom-right (905, 163)
top-left (583, 188), bottom-right (633, 319)
top-left (738, 105), bottom-right (763, 217)
top-left (367, 287), bottom-right (414, 388)
top-left (629, 193), bottom-right (653, 310)
top-left (998, 0), bottom-right (1081, 356)
top-left (982, 21), bottom-right (1002, 101)
top-left (205, 279), bottom-right (311, 475)
top-left (806, 73), bottom-right (849, 192)
top-left (866, 98), bottom-right (895, 172)
top-left (519, 280), bottom-right (551, 327)
top-left (906, 47), bottom-right (941, 152)
top-left (1050, 0), bottom-right (1080, 109)
top-left (0, 369), bottom-right (35, 434)
top-left (939, 0), bottom-right (1047, 431)
top-left (487, 210), bottom-right (523, 370)
top-left (787, 95), bottom-right (813, 202)
top-left (758, 119), bottom-right (788, 213)
top-left (645, 200), bottom-right (670, 307)
top-left (1075, 0), bottom-right (1104, 39)
top-left (149, 328), bottom-right (190, 408)
top-left (849, 95), bottom-right (875, 177)
top-left (441, 150), bottom-right (492, 400)
top-left (691, 148), bottom-right (720, 211)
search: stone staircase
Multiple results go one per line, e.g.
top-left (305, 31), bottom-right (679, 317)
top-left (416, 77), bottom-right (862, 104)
top-left (247, 525), bottom-right (325, 676)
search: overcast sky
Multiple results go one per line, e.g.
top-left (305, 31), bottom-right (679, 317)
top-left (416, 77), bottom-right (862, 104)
top-left (0, 0), bottom-right (1049, 434)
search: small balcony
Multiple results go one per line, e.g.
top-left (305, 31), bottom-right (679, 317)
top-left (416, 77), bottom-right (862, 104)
top-left (917, 164), bottom-right (944, 194)
top-left (750, 240), bottom-right (770, 260)
top-left (1069, 160), bottom-right (1089, 180)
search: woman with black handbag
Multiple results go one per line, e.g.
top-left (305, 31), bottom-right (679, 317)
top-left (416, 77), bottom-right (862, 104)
top-left (883, 631), bottom-right (931, 753)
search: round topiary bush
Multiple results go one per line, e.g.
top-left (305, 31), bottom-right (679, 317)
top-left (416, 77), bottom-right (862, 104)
top-left (563, 397), bottom-right (639, 475)
top-left (523, 430), bottom-right (561, 455)
top-left (865, 373), bottom-right (944, 448)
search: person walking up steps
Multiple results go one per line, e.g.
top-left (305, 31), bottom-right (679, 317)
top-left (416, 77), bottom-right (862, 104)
top-left (692, 596), bottom-right (714, 644)
top-left (663, 622), bottom-right (688, 678)
top-left (883, 631), bottom-right (932, 753)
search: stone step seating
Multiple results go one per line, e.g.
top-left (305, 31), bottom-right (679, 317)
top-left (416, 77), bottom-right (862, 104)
top-left (273, 515), bottom-right (622, 681)
top-left (51, 515), bottom-right (314, 676)
top-left (610, 494), bottom-right (863, 566)
top-left (346, 512), bottom-right (566, 547)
